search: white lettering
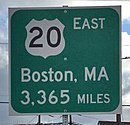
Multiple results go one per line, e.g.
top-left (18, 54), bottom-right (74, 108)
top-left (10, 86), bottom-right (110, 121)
top-left (82, 18), bottom-right (90, 29)
top-left (97, 94), bottom-right (103, 103)
top-left (85, 67), bottom-right (96, 81)
top-left (77, 93), bottom-right (110, 104)
top-left (48, 68), bottom-right (54, 82)
top-left (73, 17), bottom-right (106, 30)
top-left (65, 71), bottom-right (73, 81)
top-left (91, 18), bottom-right (98, 29)
top-left (41, 71), bottom-right (48, 82)
top-left (99, 18), bottom-right (105, 29)
top-left (54, 71), bottom-right (63, 82)
top-left (32, 71), bottom-right (41, 82)
top-left (104, 94), bottom-right (110, 103)
top-left (21, 68), bottom-right (31, 82)
top-left (78, 94), bottom-right (85, 104)
top-left (74, 17), bottom-right (81, 29)
top-left (90, 94), bottom-right (96, 103)
top-left (97, 67), bottom-right (109, 81)
top-left (21, 67), bottom-right (74, 83)
top-left (85, 66), bottom-right (109, 81)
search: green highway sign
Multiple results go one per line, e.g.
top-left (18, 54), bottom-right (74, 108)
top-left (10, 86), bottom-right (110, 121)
top-left (9, 6), bottom-right (121, 114)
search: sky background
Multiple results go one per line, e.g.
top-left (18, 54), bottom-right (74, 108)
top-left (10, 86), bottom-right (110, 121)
top-left (0, 0), bottom-right (130, 125)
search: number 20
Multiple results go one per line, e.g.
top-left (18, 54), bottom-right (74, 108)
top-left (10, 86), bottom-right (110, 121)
top-left (29, 26), bottom-right (61, 48)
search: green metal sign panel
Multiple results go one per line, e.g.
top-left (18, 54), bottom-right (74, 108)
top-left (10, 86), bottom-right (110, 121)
top-left (9, 6), bottom-right (121, 114)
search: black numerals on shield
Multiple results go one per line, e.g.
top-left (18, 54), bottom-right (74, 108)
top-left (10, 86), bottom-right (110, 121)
top-left (29, 26), bottom-right (61, 48)
top-left (29, 27), bottom-right (43, 47)
top-left (47, 26), bottom-right (61, 47)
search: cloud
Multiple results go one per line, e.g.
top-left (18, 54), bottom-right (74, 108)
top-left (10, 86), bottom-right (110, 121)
top-left (122, 32), bottom-right (130, 73)
top-left (122, 32), bottom-right (130, 105)
top-left (122, 91), bottom-right (130, 105)
top-left (122, 107), bottom-right (130, 121)
top-left (3, 0), bottom-right (71, 7)
top-left (0, 32), bottom-right (7, 43)
top-left (0, 46), bottom-right (8, 69)
top-left (71, 1), bottom-right (130, 21)
top-left (0, 1), bottom-right (8, 69)
top-left (121, 3), bottom-right (130, 21)
top-left (122, 72), bottom-right (130, 96)
top-left (123, 17), bottom-right (130, 23)
top-left (0, 7), bottom-right (7, 44)
top-left (122, 32), bottom-right (130, 59)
